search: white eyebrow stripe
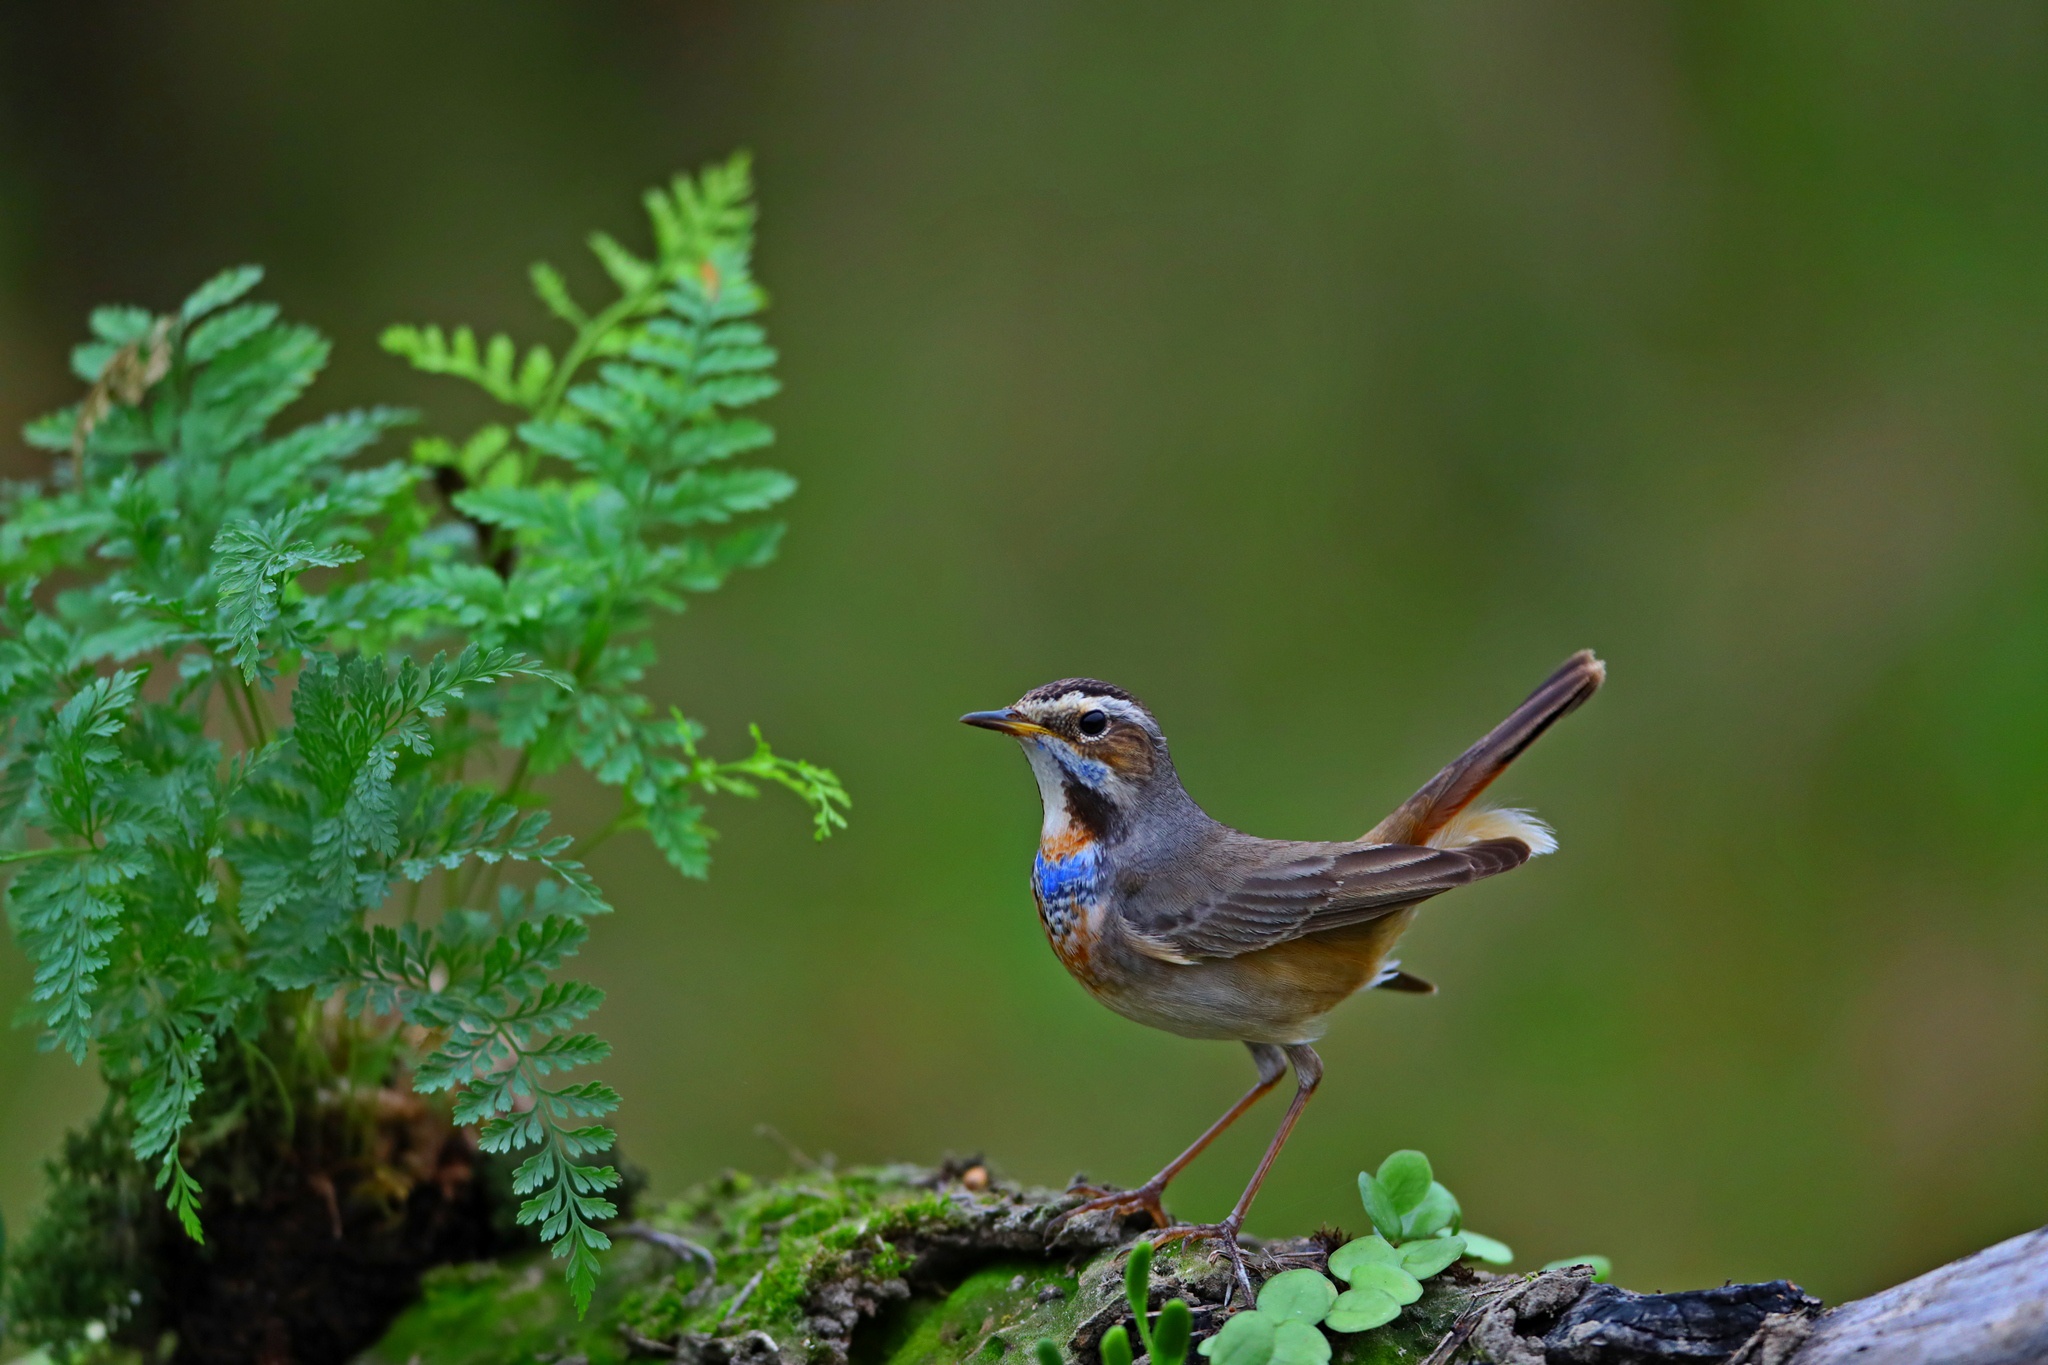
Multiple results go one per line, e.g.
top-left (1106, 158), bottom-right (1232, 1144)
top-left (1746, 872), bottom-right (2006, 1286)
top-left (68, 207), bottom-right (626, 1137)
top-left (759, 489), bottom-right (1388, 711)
top-left (1036, 694), bottom-right (1144, 721)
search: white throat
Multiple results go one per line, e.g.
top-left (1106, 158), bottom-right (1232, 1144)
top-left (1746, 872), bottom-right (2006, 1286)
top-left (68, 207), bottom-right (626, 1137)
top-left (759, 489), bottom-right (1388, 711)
top-left (1023, 740), bottom-right (1081, 841)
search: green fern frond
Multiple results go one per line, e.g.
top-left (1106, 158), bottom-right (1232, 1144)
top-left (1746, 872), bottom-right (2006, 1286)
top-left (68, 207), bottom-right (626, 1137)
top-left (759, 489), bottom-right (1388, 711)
top-left (1, 156), bottom-right (840, 1317)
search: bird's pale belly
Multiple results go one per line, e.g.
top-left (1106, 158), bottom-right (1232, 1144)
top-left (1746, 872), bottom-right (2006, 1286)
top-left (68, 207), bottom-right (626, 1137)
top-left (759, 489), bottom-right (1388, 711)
top-left (1032, 838), bottom-right (1415, 1044)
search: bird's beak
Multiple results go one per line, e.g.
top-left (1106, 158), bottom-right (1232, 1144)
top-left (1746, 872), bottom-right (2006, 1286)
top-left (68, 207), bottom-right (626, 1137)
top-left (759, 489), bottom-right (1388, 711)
top-left (960, 708), bottom-right (1052, 738)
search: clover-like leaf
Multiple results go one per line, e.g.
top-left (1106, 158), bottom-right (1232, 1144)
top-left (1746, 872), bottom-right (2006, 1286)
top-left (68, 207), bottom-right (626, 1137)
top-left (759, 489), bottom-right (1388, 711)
top-left (1323, 1287), bottom-right (1401, 1334)
top-left (1401, 1181), bottom-right (1461, 1240)
top-left (1198, 1309), bottom-right (1276, 1364)
top-left (1541, 1254), bottom-right (1610, 1282)
top-left (1359, 1172), bottom-right (1402, 1239)
top-left (1375, 1150), bottom-right (1434, 1215)
top-left (1398, 1235), bottom-right (1466, 1280)
top-left (1343, 1262), bottom-right (1422, 1307)
top-left (1328, 1234), bottom-right (1401, 1284)
top-left (1460, 1231), bottom-right (1515, 1266)
top-left (1271, 1320), bottom-right (1331, 1365)
top-left (1256, 1269), bottom-right (1338, 1324)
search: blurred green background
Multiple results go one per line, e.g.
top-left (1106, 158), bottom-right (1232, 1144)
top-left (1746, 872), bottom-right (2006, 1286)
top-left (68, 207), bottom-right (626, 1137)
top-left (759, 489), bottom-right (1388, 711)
top-left (4, 1), bottom-right (2048, 1308)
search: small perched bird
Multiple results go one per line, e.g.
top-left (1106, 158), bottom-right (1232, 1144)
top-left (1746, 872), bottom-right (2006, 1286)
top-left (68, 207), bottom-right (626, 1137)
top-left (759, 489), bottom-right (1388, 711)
top-left (962, 650), bottom-right (1604, 1294)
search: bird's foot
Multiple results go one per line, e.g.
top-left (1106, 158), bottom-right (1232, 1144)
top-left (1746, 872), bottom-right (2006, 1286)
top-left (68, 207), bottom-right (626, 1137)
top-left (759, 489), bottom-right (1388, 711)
top-left (1048, 1178), bottom-right (1172, 1234)
top-left (1154, 1216), bottom-right (1256, 1305)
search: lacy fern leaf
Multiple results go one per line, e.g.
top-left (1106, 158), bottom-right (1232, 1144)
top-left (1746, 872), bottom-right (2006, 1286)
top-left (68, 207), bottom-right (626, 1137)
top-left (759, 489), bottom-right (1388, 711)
top-left (1, 158), bottom-right (840, 1317)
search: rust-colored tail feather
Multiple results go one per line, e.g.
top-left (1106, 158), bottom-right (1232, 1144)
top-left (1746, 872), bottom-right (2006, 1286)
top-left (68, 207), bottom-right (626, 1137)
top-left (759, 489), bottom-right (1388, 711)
top-left (1366, 650), bottom-right (1605, 847)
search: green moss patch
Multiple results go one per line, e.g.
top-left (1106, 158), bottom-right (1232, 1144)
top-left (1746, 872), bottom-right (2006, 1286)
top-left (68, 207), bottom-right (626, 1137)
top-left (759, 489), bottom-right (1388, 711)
top-left (359, 1242), bottom-right (667, 1365)
top-left (850, 1260), bottom-right (1082, 1365)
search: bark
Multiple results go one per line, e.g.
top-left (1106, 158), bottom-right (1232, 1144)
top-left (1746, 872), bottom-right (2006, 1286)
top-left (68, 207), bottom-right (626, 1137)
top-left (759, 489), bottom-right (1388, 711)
top-left (362, 1163), bottom-right (2048, 1365)
top-left (1788, 1226), bottom-right (2048, 1365)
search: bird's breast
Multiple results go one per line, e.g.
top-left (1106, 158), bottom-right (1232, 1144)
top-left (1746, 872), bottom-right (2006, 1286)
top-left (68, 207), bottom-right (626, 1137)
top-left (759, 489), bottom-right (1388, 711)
top-left (1032, 834), bottom-right (1108, 985)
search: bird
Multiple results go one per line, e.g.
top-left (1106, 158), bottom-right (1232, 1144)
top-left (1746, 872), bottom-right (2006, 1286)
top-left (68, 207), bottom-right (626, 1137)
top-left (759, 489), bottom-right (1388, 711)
top-left (961, 650), bottom-right (1604, 1296)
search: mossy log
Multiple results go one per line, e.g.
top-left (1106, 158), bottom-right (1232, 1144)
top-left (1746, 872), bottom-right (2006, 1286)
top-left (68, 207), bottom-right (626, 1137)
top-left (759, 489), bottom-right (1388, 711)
top-left (359, 1163), bottom-right (2046, 1365)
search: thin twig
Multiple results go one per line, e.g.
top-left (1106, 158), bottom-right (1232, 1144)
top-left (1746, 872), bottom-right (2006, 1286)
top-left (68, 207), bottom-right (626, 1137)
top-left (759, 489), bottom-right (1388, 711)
top-left (621, 1222), bottom-right (716, 1279)
top-left (719, 1270), bottom-right (764, 1330)
top-left (755, 1123), bottom-right (819, 1171)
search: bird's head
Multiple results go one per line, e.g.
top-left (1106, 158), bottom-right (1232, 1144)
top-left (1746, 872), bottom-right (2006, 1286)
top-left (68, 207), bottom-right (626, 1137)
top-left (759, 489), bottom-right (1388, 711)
top-left (961, 679), bottom-right (1182, 842)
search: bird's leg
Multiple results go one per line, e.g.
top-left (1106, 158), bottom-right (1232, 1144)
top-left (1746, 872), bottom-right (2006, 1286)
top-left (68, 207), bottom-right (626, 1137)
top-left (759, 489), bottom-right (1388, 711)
top-left (1054, 1043), bottom-right (1288, 1231)
top-left (1154, 1043), bottom-right (1322, 1303)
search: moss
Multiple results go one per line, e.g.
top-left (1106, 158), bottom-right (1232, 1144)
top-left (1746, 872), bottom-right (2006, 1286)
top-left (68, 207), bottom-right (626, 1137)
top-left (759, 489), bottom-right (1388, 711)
top-left (1, 1105), bottom-right (163, 1363)
top-left (358, 1242), bottom-right (668, 1365)
top-left (1327, 1277), bottom-right (1473, 1365)
top-left (852, 1261), bottom-right (1081, 1365)
top-left (616, 1164), bottom-right (976, 1349)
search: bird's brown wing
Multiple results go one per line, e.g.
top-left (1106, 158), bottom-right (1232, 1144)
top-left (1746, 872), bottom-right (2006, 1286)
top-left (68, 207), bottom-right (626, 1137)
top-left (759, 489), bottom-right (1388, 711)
top-left (1124, 837), bottom-right (1531, 963)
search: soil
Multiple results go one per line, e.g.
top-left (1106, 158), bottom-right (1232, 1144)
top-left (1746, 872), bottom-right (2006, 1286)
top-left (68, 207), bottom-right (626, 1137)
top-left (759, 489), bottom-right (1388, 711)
top-left (151, 1089), bottom-right (516, 1365)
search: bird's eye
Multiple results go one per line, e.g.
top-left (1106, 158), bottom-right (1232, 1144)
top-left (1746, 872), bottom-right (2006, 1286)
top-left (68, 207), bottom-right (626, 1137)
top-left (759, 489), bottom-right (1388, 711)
top-left (1076, 709), bottom-right (1109, 738)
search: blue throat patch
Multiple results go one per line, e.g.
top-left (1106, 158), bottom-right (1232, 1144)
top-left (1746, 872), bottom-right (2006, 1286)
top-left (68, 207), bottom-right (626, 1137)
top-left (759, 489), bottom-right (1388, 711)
top-left (1032, 841), bottom-right (1102, 940)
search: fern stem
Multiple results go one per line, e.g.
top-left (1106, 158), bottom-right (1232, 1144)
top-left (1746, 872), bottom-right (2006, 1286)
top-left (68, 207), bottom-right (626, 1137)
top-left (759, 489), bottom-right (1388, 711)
top-left (452, 748), bottom-right (536, 909)
top-left (235, 675), bottom-right (272, 745)
top-left (0, 844), bottom-right (81, 865)
top-left (570, 804), bottom-right (638, 860)
top-left (532, 272), bottom-right (669, 424)
top-left (242, 1034), bottom-right (297, 1144)
top-left (497, 748), bottom-right (532, 804)
top-left (217, 676), bottom-right (257, 749)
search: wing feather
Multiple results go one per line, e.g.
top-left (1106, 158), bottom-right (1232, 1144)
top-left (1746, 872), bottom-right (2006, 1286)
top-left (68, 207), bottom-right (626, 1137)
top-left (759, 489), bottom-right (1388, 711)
top-left (1125, 836), bottom-right (1531, 963)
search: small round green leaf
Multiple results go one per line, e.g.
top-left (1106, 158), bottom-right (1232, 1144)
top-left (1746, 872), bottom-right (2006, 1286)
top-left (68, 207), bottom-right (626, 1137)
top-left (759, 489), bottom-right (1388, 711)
top-left (1459, 1231), bottom-right (1515, 1266)
top-left (1323, 1287), bottom-right (1401, 1334)
top-left (1327, 1234), bottom-right (1400, 1284)
top-left (1035, 1342), bottom-right (1065, 1365)
top-left (1541, 1254), bottom-right (1611, 1282)
top-left (1256, 1268), bottom-right (1339, 1324)
top-left (1399, 1181), bottom-right (1460, 1240)
top-left (1102, 1324), bottom-right (1135, 1365)
top-left (1344, 1262), bottom-right (1422, 1306)
top-left (1153, 1299), bottom-right (1194, 1365)
top-left (1397, 1235), bottom-right (1465, 1281)
top-left (1374, 1150), bottom-right (1434, 1215)
top-left (1203, 1310), bottom-right (1277, 1365)
top-left (1358, 1173), bottom-right (1401, 1238)
top-left (1270, 1320), bottom-right (1332, 1365)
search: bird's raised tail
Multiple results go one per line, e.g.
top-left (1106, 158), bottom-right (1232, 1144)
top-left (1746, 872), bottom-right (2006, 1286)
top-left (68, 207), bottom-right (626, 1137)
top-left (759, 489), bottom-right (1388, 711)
top-left (1365, 650), bottom-right (1605, 849)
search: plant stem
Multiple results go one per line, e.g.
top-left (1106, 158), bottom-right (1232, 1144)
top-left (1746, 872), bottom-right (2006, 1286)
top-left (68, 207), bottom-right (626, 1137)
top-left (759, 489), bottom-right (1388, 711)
top-left (242, 1036), bottom-right (297, 1144)
top-left (0, 844), bottom-right (81, 865)
top-left (236, 675), bottom-right (272, 745)
top-left (533, 277), bottom-right (666, 424)
top-left (570, 804), bottom-right (639, 861)
top-left (497, 749), bottom-right (532, 805)
top-left (218, 676), bottom-right (257, 749)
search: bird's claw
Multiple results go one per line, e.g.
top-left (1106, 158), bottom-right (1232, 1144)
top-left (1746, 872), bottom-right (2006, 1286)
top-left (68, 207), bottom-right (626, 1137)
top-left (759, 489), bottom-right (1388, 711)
top-left (1048, 1180), bottom-right (1172, 1235)
top-left (1154, 1218), bottom-right (1256, 1305)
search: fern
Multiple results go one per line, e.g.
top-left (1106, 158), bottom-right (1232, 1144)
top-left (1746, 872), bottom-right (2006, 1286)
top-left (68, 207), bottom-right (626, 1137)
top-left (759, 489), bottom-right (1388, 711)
top-left (382, 153), bottom-right (847, 878)
top-left (0, 158), bottom-right (840, 1315)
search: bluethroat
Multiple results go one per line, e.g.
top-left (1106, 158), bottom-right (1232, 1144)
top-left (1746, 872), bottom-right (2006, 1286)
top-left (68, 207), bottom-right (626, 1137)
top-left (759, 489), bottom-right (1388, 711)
top-left (962, 650), bottom-right (1604, 1295)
